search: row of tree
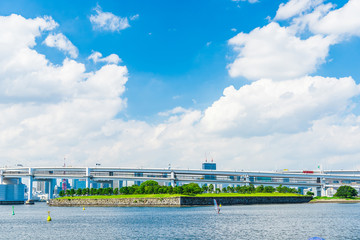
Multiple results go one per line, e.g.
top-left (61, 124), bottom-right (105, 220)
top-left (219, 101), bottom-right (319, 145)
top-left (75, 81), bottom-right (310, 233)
top-left (59, 180), bottom-right (301, 197)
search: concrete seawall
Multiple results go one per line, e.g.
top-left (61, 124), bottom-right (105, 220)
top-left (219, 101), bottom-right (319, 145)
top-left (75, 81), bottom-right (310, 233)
top-left (0, 200), bottom-right (25, 205)
top-left (49, 196), bottom-right (312, 207)
top-left (181, 196), bottom-right (312, 205)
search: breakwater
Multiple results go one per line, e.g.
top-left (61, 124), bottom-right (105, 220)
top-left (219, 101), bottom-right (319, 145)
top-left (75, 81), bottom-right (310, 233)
top-left (48, 196), bottom-right (312, 207)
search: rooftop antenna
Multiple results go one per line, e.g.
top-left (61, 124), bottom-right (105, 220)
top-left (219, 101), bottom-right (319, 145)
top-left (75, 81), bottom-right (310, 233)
top-left (210, 153), bottom-right (214, 163)
top-left (205, 152), bottom-right (208, 162)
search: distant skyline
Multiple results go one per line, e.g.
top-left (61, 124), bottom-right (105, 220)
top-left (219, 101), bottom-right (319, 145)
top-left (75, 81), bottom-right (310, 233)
top-left (0, 0), bottom-right (360, 170)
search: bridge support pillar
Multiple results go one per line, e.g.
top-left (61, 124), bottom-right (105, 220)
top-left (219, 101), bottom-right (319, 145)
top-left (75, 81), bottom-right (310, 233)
top-left (27, 168), bottom-right (33, 201)
top-left (28, 176), bottom-right (33, 201)
top-left (86, 167), bottom-right (91, 189)
top-left (316, 187), bottom-right (321, 197)
top-left (170, 171), bottom-right (175, 187)
top-left (49, 179), bottom-right (55, 199)
top-left (321, 177), bottom-right (326, 197)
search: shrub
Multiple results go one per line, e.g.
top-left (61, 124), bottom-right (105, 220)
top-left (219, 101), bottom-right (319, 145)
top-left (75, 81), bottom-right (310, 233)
top-left (256, 185), bottom-right (264, 193)
top-left (59, 190), bottom-right (65, 197)
top-left (306, 191), bottom-right (314, 196)
top-left (264, 186), bottom-right (275, 193)
top-left (182, 183), bottom-right (202, 195)
top-left (334, 186), bottom-right (358, 198)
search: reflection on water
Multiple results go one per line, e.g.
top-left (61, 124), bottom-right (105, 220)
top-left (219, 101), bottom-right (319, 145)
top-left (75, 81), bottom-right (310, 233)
top-left (0, 202), bottom-right (359, 239)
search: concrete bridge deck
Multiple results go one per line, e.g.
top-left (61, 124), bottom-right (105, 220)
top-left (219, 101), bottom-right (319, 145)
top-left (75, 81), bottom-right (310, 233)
top-left (2, 167), bottom-right (360, 201)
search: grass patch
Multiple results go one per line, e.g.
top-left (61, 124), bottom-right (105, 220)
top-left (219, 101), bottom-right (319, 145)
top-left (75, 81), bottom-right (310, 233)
top-left (57, 194), bottom-right (183, 200)
top-left (57, 192), bottom-right (303, 200)
top-left (195, 193), bottom-right (302, 197)
top-left (311, 196), bottom-right (360, 201)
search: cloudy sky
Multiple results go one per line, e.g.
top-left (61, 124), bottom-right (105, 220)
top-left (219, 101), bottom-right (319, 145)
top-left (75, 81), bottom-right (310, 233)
top-left (0, 0), bottom-right (360, 171)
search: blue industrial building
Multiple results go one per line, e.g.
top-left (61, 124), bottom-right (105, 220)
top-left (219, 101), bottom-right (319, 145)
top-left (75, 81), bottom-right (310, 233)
top-left (0, 178), bottom-right (25, 204)
top-left (202, 161), bottom-right (216, 180)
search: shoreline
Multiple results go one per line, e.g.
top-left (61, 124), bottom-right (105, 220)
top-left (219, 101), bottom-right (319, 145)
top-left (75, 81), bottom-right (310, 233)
top-left (48, 196), bottom-right (312, 207)
top-left (310, 199), bottom-right (360, 203)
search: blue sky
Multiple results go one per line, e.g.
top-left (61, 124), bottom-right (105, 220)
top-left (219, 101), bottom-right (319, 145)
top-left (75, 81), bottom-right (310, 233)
top-left (1, 0), bottom-right (358, 119)
top-left (0, 0), bottom-right (280, 119)
top-left (1, 0), bottom-right (360, 170)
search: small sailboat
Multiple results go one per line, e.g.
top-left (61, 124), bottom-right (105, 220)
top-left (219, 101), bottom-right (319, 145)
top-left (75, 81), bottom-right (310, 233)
top-left (214, 199), bottom-right (220, 214)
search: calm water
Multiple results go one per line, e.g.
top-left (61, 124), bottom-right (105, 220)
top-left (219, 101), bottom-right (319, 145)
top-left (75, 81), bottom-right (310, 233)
top-left (0, 202), bottom-right (359, 240)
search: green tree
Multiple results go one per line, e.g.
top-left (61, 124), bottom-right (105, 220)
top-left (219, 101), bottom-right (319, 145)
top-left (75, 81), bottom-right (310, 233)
top-left (256, 185), bottom-right (265, 193)
top-left (208, 184), bottom-right (214, 193)
top-left (227, 186), bottom-right (235, 193)
top-left (76, 188), bottom-right (82, 196)
top-left (215, 188), bottom-right (221, 193)
top-left (145, 186), bottom-right (154, 194)
top-left (120, 186), bottom-right (129, 194)
top-left (113, 188), bottom-right (119, 195)
top-left (141, 180), bottom-right (159, 187)
top-left (276, 185), bottom-right (288, 193)
top-left (264, 186), bottom-right (275, 193)
top-left (201, 185), bottom-right (209, 193)
top-left (70, 188), bottom-right (75, 196)
top-left (306, 191), bottom-right (314, 196)
top-left (59, 190), bottom-right (65, 197)
top-left (134, 186), bottom-right (142, 194)
top-left (182, 183), bottom-right (202, 195)
top-left (222, 187), bottom-right (227, 193)
top-left (90, 188), bottom-right (97, 195)
top-left (82, 188), bottom-right (88, 196)
top-left (289, 188), bottom-right (300, 194)
top-left (157, 186), bottom-right (164, 194)
top-left (238, 186), bottom-right (247, 194)
top-left (248, 184), bottom-right (255, 193)
top-left (334, 186), bottom-right (358, 198)
top-left (153, 186), bottom-right (160, 194)
top-left (173, 186), bottom-right (183, 194)
top-left (166, 186), bottom-right (173, 194)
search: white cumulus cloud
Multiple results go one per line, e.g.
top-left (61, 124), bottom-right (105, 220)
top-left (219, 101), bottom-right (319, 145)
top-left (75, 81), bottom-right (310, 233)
top-left (307, 0), bottom-right (360, 37)
top-left (275, 0), bottom-right (324, 20)
top-left (0, 14), bottom-right (128, 167)
top-left (43, 33), bottom-right (79, 58)
top-left (228, 22), bottom-right (335, 80)
top-left (88, 51), bottom-right (122, 65)
top-left (200, 76), bottom-right (360, 137)
top-left (90, 5), bottom-right (130, 32)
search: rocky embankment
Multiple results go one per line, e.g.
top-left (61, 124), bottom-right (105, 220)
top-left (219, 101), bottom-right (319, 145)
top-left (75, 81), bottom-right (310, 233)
top-left (49, 196), bottom-right (312, 207)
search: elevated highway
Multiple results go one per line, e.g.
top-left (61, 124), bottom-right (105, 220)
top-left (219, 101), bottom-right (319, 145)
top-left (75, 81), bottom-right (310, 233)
top-left (2, 167), bottom-right (360, 200)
